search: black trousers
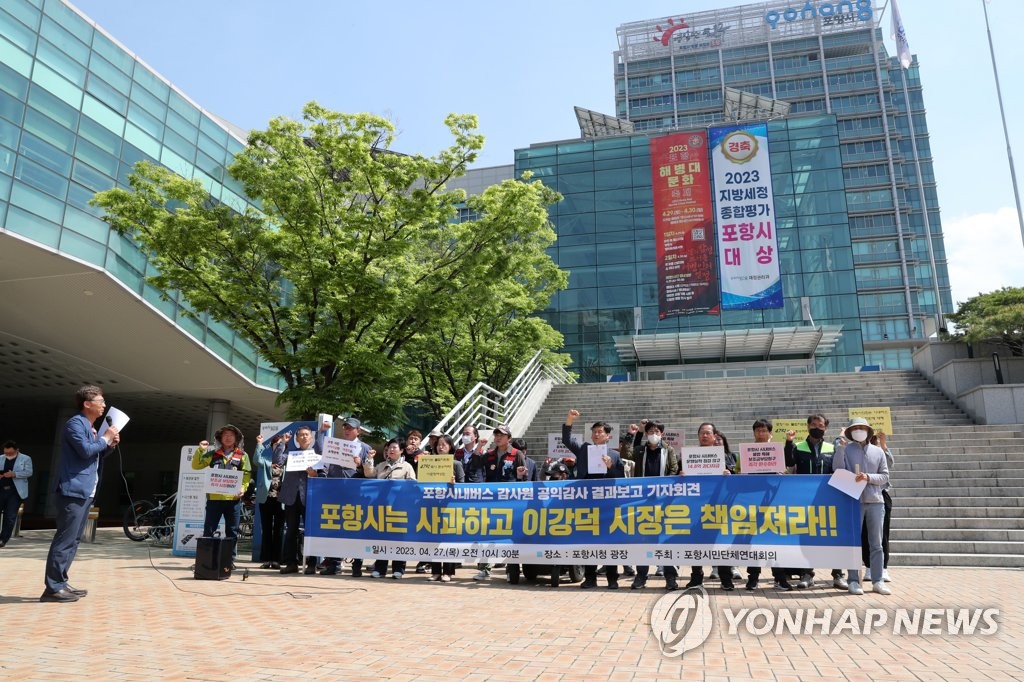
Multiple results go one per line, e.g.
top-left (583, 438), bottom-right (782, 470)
top-left (0, 487), bottom-right (22, 543)
top-left (283, 500), bottom-right (314, 568)
top-left (258, 500), bottom-right (285, 563)
top-left (584, 565), bottom-right (619, 583)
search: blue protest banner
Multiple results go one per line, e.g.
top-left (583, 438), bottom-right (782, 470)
top-left (304, 475), bottom-right (861, 568)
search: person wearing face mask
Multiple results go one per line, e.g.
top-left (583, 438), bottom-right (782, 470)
top-left (625, 420), bottom-right (680, 591)
top-left (455, 424), bottom-right (488, 483)
top-left (783, 413), bottom-right (847, 591)
top-left (834, 418), bottom-right (891, 596)
top-left (0, 440), bottom-right (32, 548)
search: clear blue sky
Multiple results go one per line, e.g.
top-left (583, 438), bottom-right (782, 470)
top-left (68, 0), bottom-right (1024, 304)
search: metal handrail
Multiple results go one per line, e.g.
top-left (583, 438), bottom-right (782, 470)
top-left (432, 350), bottom-right (574, 439)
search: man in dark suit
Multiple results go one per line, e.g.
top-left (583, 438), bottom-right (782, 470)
top-left (42, 385), bottom-right (120, 602)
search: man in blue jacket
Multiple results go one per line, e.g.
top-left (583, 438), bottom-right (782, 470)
top-left (562, 409), bottom-right (625, 589)
top-left (0, 440), bottom-right (33, 547)
top-left (42, 385), bottom-right (120, 602)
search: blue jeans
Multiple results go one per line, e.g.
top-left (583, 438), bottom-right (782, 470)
top-left (849, 502), bottom-right (885, 584)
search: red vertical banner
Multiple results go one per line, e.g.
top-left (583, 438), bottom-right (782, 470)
top-left (650, 131), bottom-right (719, 318)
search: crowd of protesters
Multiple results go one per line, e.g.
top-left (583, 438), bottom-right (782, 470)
top-left (186, 410), bottom-right (894, 595)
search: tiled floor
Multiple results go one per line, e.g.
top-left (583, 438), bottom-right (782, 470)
top-left (5, 529), bottom-right (1021, 680)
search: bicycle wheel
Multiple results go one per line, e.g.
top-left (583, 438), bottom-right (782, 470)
top-left (123, 500), bottom-right (156, 541)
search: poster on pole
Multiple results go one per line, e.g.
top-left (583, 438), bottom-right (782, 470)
top-left (710, 122), bottom-right (783, 310)
top-left (649, 131), bottom-right (719, 318)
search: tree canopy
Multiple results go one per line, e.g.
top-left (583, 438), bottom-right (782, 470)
top-left (947, 286), bottom-right (1024, 356)
top-left (93, 102), bottom-right (567, 427)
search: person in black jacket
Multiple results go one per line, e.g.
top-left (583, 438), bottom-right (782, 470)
top-left (562, 409), bottom-right (625, 589)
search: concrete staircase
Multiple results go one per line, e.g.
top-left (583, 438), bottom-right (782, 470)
top-left (521, 370), bottom-right (1024, 569)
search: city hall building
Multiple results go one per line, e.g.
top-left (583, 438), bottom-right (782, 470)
top-left (504, 0), bottom-right (952, 382)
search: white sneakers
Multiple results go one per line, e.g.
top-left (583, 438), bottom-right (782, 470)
top-left (848, 581), bottom-right (864, 595)
top-left (440, 574), bottom-right (452, 582)
top-left (873, 581), bottom-right (892, 595)
top-left (882, 569), bottom-right (892, 582)
top-left (473, 570), bottom-right (491, 581)
top-left (392, 571), bottom-right (403, 579)
top-left (370, 571), bottom-right (382, 578)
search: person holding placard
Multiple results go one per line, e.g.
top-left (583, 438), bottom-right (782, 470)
top-left (626, 420), bottom-right (681, 591)
top-left (320, 417), bottom-right (374, 576)
top-left (562, 409), bottom-right (625, 590)
top-left (368, 439), bottom-right (416, 579)
top-left (742, 419), bottom-right (793, 592)
top-left (427, 434), bottom-right (464, 582)
top-left (684, 422), bottom-right (736, 592)
top-left (834, 417), bottom-right (891, 596)
top-left (192, 424), bottom-right (252, 566)
top-left (275, 423), bottom-right (328, 575)
top-left (783, 414), bottom-right (847, 591)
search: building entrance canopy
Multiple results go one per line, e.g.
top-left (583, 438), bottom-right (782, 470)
top-left (614, 326), bottom-right (843, 365)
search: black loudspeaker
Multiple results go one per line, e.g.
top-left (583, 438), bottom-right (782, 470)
top-left (194, 536), bottom-right (236, 580)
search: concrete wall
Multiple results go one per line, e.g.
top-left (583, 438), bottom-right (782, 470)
top-left (913, 341), bottom-right (1024, 424)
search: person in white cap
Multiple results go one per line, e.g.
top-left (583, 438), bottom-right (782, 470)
top-left (833, 417), bottom-right (890, 596)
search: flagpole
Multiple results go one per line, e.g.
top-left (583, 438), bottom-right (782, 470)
top-left (982, 0), bottom-right (1024, 248)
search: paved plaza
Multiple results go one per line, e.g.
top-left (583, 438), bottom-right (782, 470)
top-left (3, 529), bottom-right (1022, 681)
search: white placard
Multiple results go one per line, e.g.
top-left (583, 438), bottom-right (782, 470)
top-left (662, 428), bottom-right (685, 450)
top-left (286, 449), bottom-right (322, 472)
top-left (588, 443), bottom-right (608, 475)
top-left (547, 433), bottom-right (574, 458)
top-left (97, 406), bottom-right (130, 441)
top-left (322, 437), bottom-right (361, 469)
top-left (828, 468), bottom-right (867, 499)
top-left (739, 442), bottom-right (785, 474)
top-left (260, 421), bottom-right (291, 441)
top-left (681, 445), bottom-right (726, 475)
top-left (203, 468), bottom-right (243, 495)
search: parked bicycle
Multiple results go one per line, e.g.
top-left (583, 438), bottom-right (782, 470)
top-left (123, 491), bottom-right (177, 542)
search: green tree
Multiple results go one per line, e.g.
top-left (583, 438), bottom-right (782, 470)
top-left (406, 177), bottom-right (571, 421)
top-left (93, 102), bottom-right (566, 426)
top-left (947, 286), bottom-right (1024, 356)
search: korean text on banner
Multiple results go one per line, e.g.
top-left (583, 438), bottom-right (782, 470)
top-left (304, 476), bottom-right (862, 569)
top-left (649, 131), bottom-right (719, 318)
top-left (322, 437), bottom-right (361, 469)
top-left (710, 122), bottom-right (783, 310)
top-left (204, 469), bottom-right (243, 495)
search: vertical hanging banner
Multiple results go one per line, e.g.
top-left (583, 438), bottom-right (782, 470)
top-left (650, 131), bottom-right (719, 318)
top-left (710, 123), bottom-right (783, 310)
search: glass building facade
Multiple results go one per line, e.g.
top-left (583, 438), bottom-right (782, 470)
top-left (516, 114), bottom-right (864, 381)
top-left (613, 1), bottom-right (952, 372)
top-left (0, 0), bottom-right (282, 389)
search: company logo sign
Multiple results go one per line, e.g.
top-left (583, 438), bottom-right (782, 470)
top-left (652, 17), bottom-right (729, 48)
top-left (649, 586), bottom-right (714, 657)
top-left (765, 0), bottom-right (873, 30)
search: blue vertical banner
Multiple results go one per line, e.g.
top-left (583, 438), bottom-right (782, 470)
top-left (304, 476), bottom-right (861, 569)
top-left (710, 122), bottom-right (783, 310)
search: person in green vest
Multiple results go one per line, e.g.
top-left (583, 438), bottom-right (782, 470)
top-left (783, 413), bottom-right (847, 591)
